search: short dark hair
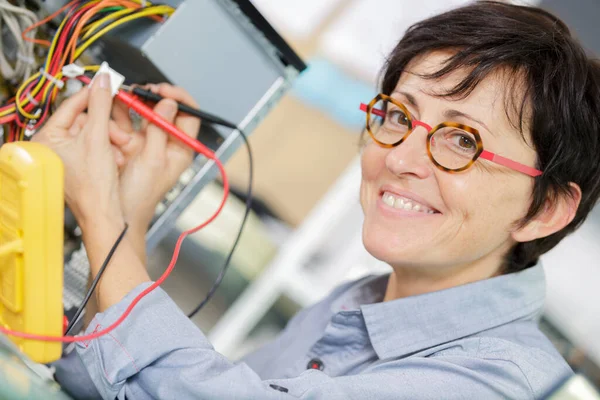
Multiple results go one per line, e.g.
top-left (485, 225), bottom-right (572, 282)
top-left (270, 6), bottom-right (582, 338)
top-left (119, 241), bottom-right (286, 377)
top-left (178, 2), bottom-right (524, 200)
top-left (380, 1), bottom-right (600, 273)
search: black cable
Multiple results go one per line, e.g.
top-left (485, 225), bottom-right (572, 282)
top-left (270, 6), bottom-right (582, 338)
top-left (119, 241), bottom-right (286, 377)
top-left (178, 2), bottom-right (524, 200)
top-left (126, 87), bottom-right (238, 130)
top-left (119, 87), bottom-right (254, 320)
top-left (64, 223), bottom-right (129, 336)
top-left (187, 125), bottom-right (253, 319)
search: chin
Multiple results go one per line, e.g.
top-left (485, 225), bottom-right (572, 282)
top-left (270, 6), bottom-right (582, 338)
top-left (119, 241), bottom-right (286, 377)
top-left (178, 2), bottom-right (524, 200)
top-left (361, 220), bottom-right (420, 265)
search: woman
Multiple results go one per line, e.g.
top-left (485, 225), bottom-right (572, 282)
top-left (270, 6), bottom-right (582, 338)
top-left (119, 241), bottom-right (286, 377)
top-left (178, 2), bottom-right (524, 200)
top-left (43, 2), bottom-right (600, 399)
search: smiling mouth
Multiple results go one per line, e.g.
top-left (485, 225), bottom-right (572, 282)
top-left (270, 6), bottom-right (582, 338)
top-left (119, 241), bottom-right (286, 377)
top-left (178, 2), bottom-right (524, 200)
top-left (380, 191), bottom-right (440, 214)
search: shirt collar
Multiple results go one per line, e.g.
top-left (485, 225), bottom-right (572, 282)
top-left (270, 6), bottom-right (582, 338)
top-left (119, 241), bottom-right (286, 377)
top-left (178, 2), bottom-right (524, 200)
top-left (337, 264), bottom-right (546, 360)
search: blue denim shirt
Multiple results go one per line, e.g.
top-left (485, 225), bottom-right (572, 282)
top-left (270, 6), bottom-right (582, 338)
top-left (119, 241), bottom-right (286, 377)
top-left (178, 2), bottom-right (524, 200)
top-left (54, 264), bottom-right (572, 399)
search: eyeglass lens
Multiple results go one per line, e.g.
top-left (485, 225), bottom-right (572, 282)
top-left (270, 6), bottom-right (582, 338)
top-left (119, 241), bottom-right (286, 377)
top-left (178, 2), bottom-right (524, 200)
top-left (368, 99), bottom-right (479, 170)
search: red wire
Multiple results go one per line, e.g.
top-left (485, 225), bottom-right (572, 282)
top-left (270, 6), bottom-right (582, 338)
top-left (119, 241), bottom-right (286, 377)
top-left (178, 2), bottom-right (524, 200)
top-left (31, 100), bottom-right (52, 130)
top-left (49, 5), bottom-right (90, 75)
top-left (8, 124), bottom-right (15, 142)
top-left (14, 114), bottom-right (26, 129)
top-left (0, 155), bottom-right (229, 342)
top-left (0, 115), bottom-right (16, 125)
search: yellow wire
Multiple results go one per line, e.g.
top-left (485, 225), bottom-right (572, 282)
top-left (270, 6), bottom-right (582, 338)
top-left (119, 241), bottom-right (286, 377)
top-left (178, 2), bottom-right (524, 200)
top-left (1, 65), bottom-right (101, 121)
top-left (8, 2), bottom-right (172, 120)
top-left (0, 72), bottom-right (40, 118)
top-left (82, 7), bottom-right (136, 39)
top-left (74, 6), bottom-right (174, 59)
top-left (40, 65), bottom-right (101, 105)
top-left (14, 6), bottom-right (76, 119)
top-left (15, 1), bottom-right (106, 119)
top-left (82, 0), bottom-right (174, 38)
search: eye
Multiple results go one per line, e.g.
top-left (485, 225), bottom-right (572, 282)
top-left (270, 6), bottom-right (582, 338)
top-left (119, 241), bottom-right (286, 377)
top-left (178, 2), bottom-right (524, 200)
top-left (387, 109), bottom-right (409, 126)
top-left (450, 132), bottom-right (477, 152)
top-left (456, 134), bottom-right (476, 149)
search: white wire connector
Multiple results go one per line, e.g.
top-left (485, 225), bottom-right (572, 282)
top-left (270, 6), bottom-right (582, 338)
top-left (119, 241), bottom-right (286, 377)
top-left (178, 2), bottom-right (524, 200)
top-left (63, 78), bottom-right (84, 98)
top-left (89, 62), bottom-right (125, 97)
top-left (25, 91), bottom-right (39, 106)
top-left (62, 63), bottom-right (85, 79)
top-left (39, 68), bottom-right (64, 89)
top-left (24, 127), bottom-right (37, 138)
top-left (24, 110), bottom-right (42, 138)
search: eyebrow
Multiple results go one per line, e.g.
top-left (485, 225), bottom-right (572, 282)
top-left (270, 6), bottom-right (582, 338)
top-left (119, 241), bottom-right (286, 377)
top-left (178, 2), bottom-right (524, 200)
top-left (394, 91), bottom-right (418, 109)
top-left (443, 109), bottom-right (494, 137)
top-left (392, 90), bottom-right (495, 137)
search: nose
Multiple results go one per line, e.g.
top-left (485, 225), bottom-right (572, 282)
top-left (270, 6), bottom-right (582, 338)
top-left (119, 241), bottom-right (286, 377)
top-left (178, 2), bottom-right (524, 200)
top-left (384, 125), bottom-right (433, 179)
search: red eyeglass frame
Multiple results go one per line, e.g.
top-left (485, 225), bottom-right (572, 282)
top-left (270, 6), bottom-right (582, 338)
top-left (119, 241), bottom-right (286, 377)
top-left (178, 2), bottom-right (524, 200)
top-left (359, 100), bottom-right (542, 177)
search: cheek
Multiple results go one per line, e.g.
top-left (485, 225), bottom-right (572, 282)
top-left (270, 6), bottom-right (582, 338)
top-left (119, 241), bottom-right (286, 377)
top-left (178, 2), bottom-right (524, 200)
top-left (361, 144), bottom-right (384, 180)
top-left (360, 144), bottom-right (386, 205)
top-left (440, 171), bottom-right (533, 247)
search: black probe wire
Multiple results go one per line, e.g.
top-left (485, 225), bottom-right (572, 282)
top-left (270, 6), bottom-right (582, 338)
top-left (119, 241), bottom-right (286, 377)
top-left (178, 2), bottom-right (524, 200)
top-left (187, 124), bottom-right (253, 319)
top-left (64, 223), bottom-right (129, 336)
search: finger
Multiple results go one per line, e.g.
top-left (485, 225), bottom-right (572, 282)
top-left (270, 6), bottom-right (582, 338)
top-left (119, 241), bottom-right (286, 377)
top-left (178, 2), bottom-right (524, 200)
top-left (173, 108), bottom-right (201, 141)
top-left (155, 83), bottom-right (198, 108)
top-left (144, 98), bottom-right (178, 160)
top-left (120, 130), bottom-right (145, 158)
top-left (113, 146), bottom-right (126, 167)
top-left (86, 73), bottom-right (114, 137)
top-left (136, 84), bottom-right (156, 132)
top-left (153, 83), bottom-right (199, 141)
top-left (47, 87), bottom-right (90, 131)
top-left (108, 120), bottom-right (132, 147)
top-left (68, 113), bottom-right (88, 137)
top-left (112, 99), bottom-right (133, 132)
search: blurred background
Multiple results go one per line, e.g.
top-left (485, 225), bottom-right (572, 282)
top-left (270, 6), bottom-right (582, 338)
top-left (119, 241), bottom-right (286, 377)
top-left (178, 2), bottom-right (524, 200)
top-left (143, 0), bottom-right (600, 390)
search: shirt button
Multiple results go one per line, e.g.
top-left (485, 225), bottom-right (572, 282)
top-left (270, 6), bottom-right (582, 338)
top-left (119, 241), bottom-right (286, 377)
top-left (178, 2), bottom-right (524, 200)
top-left (307, 358), bottom-right (324, 371)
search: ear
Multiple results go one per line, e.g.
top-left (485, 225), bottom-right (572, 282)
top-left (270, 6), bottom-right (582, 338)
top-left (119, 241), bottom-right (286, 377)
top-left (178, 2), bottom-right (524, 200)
top-left (512, 183), bottom-right (582, 243)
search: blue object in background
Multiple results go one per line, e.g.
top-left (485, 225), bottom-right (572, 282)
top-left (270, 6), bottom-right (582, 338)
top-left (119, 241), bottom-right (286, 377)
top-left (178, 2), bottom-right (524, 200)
top-left (291, 57), bottom-right (376, 131)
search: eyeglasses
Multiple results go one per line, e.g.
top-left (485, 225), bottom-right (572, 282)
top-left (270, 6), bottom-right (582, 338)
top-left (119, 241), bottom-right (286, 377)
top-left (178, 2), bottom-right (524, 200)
top-left (359, 94), bottom-right (542, 177)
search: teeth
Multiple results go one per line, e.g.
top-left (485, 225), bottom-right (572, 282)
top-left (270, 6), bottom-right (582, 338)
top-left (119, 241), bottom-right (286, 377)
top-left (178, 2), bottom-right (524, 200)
top-left (382, 193), bottom-right (395, 207)
top-left (382, 192), bottom-right (436, 214)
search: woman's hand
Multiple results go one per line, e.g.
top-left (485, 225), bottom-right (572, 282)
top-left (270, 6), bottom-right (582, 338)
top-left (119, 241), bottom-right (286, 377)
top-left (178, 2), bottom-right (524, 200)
top-left (33, 74), bottom-right (151, 310)
top-left (33, 74), bottom-right (128, 230)
top-left (110, 84), bottom-right (200, 252)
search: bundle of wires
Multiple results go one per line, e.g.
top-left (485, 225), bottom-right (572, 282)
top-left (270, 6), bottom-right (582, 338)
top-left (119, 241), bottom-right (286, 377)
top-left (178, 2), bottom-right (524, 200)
top-left (0, 0), bottom-right (174, 142)
top-left (0, 0), bottom-right (252, 342)
top-left (0, 0), bottom-right (255, 345)
top-left (0, 0), bottom-right (39, 82)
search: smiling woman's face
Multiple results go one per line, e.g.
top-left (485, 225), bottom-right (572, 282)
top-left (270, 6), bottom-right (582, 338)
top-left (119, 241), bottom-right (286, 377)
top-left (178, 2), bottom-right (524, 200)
top-left (360, 52), bottom-right (539, 275)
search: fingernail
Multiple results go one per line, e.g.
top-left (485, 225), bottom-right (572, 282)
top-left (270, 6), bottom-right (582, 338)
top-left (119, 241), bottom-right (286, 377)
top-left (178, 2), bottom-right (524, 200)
top-left (96, 73), bottom-right (111, 90)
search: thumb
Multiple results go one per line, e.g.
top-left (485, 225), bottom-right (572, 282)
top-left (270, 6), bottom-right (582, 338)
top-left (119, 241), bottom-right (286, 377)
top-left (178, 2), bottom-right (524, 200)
top-left (86, 73), bottom-right (114, 143)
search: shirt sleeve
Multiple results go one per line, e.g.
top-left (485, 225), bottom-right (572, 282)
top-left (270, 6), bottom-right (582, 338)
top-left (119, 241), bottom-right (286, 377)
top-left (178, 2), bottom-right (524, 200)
top-left (74, 282), bottom-right (537, 400)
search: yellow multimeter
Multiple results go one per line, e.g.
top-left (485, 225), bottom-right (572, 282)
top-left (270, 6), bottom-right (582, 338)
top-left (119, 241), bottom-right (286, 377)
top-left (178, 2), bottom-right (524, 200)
top-left (0, 142), bottom-right (64, 363)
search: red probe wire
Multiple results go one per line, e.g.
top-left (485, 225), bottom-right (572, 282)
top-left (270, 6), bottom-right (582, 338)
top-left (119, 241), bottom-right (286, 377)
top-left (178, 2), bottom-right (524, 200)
top-left (0, 76), bottom-right (229, 343)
